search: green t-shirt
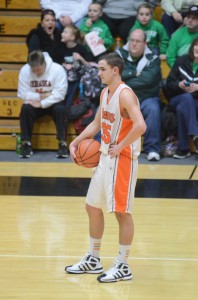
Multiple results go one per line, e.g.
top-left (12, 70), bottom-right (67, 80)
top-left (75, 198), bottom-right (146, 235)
top-left (79, 18), bottom-right (114, 50)
top-left (166, 26), bottom-right (198, 68)
top-left (130, 19), bottom-right (169, 54)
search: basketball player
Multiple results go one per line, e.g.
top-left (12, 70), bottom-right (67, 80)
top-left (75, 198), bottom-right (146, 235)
top-left (66, 52), bottom-right (146, 283)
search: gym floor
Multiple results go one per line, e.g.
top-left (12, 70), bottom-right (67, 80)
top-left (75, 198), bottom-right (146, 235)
top-left (0, 151), bottom-right (197, 299)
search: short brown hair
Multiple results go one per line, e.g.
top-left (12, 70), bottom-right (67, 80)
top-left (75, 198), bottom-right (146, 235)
top-left (28, 50), bottom-right (45, 67)
top-left (137, 3), bottom-right (153, 15)
top-left (98, 53), bottom-right (124, 74)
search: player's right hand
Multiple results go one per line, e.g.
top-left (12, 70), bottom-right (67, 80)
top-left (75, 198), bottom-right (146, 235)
top-left (69, 143), bottom-right (77, 162)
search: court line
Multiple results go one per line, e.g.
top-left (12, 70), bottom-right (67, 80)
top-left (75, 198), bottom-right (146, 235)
top-left (189, 165), bottom-right (197, 180)
top-left (0, 254), bottom-right (197, 262)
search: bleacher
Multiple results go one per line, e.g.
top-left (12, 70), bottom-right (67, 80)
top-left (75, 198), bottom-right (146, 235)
top-left (0, 1), bottom-right (171, 151)
top-left (0, 0), bottom-right (77, 150)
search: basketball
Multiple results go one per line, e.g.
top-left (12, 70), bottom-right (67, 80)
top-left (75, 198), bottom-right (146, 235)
top-left (75, 139), bottom-right (101, 168)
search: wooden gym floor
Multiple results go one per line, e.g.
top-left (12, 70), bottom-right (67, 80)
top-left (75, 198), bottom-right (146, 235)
top-left (0, 154), bottom-right (198, 299)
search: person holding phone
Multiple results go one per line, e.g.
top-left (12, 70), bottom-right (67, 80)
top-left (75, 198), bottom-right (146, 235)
top-left (166, 37), bottom-right (198, 158)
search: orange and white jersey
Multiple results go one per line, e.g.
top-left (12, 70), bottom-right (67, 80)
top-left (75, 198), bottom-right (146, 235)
top-left (100, 82), bottom-right (141, 159)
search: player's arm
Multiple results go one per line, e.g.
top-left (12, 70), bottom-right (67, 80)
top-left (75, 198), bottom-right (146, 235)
top-left (108, 88), bottom-right (146, 157)
top-left (69, 106), bottom-right (101, 160)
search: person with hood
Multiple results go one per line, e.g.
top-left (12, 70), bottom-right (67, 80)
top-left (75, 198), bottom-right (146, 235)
top-left (17, 50), bottom-right (68, 158)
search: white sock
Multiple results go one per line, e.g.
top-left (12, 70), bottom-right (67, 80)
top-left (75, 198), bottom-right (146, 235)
top-left (89, 237), bottom-right (101, 258)
top-left (117, 244), bottom-right (131, 264)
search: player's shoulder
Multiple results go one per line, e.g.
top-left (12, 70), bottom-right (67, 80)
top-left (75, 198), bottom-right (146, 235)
top-left (120, 85), bottom-right (137, 102)
top-left (120, 83), bottom-right (132, 94)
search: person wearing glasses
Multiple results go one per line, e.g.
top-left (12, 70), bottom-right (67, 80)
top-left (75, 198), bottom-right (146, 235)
top-left (26, 9), bottom-right (63, 64)
top-left (161, 0), bottom-right (198, 37)
top-left (166, 5), bottom-right (198, 68)
top-left (126, 3), bottom-right (169, 60)
top-left (116, 29), bottom-right (162, 161)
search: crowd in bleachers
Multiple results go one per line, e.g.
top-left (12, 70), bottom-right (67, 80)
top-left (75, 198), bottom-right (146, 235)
top-left (9, 0), bottom-right (198, 160)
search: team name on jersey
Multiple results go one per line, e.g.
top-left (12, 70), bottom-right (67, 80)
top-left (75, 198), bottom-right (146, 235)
top-left (102, 108), bottom-right (115, 123)
top-left (30, 80), bottom-right (52, 88)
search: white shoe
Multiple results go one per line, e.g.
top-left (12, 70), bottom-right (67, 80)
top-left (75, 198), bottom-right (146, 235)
top-left (147, 152), bottom-right (160, 161)
top-left (97, 259), bottom-right (133, 283)
top-left (65, 253), bottom-right (103, 274)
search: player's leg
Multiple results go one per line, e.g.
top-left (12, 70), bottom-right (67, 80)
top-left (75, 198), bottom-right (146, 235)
top-left (86, 203), bottom-right (104, 254)
top-left (97, 212), bottom-right (133, 283)
top-left (65, 204), bottom-right (104, 274)
top-left (65, 157), bottom-right (105, 274)
top-left (97, 156), bottom-right (137, 283)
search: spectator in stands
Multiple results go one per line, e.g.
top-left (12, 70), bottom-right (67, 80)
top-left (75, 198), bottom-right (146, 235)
top-left (125, 3), bottom-right (169, 60)
top-left (40, 0), bottom-right (92, 31)
top-left (26, 9), bottom-right (63, 64)
top-left (166, 37), bottom-right (198, 159)
top-left (116, 29), bottom-right (162, 161)
top-left (99, 0), bottom-right (159, 43)
top-left (79, 2), bottom-right (114, 61)
top-left (60, 25), bottom-right (92, 108)
top-left (17, 50), bottom-right (68, 159)
top-left (166, 5), bottom-right (198, 68)
top-left (161, 0), bottom-right (197, 37)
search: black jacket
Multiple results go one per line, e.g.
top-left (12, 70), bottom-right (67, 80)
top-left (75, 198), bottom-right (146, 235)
top-left (26, 23), bottom-right (63, 65)
top-left (166, 55), bottom-right (198, 99)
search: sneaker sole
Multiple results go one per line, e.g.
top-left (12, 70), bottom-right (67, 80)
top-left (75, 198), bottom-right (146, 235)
top-left (65, 266), bottom-right (103, 274)
top-left (19, 155), bottom-right (31, 158)
top-left (97, 274), bottom-right (133, 283)
top-left (56, 155), bottom-right (68, 158)
top-left (173, 153), bottom-right (191, 159)
top-left (19, 151), bottom-right (33, 158)
top-left (147, 158), bottom-right (160, 161)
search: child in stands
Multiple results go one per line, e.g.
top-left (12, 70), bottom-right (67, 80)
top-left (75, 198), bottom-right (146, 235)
top-left (125, 3), bottom-right (169, 60)
top-left (79, 2), bottom-right (114, 61)
top-left (60, 25), bottom-right (92, 108)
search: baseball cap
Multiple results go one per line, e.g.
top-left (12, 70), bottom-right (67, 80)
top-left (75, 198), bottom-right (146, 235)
top-left (187, 5), bottom-right (198, 17)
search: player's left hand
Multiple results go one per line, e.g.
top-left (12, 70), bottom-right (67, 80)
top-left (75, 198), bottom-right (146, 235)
top-left (108, 144), bottom-right (121, 158)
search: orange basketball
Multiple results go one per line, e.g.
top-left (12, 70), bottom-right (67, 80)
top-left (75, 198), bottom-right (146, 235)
top-left (75, 139), bottom-right (101, 168)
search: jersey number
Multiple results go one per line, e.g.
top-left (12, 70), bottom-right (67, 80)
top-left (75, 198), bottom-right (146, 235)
top-left (101, 122), bottom-right (111, 144)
